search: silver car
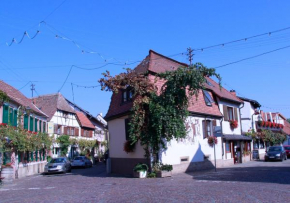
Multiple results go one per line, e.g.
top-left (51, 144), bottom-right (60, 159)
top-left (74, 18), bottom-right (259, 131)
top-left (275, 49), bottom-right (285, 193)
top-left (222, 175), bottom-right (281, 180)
top-left (71, 156), bottom-right (93, 168)
top-left (44, 157), bottom-right (72, 174)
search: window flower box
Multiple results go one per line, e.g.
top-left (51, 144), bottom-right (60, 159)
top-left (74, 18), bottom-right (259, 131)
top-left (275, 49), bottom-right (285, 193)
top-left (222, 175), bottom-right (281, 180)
top-left (229, 120), bottom-right (238, 129)
top-left (208, 136), bottom-right (217, 147)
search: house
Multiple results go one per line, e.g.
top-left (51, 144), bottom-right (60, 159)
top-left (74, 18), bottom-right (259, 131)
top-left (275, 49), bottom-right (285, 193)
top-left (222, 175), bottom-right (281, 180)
top-left (0, 81), bottom-right (48, 179)
top-left (33, 93), bottom-right (107, 159)
top-left (105, 50), bottom-right (252, 175)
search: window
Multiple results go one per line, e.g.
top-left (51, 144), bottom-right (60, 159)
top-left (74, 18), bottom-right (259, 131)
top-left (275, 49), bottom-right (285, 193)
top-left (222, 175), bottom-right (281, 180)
top-left (57, 125), bottom-right (62, 135)
top-left (122, 88), bottom-right (134, 103)
top-left (226, 141), bottom-right (231, 153)
top-left (71, 128), bottom-right (75, 136)
top-left (227, 107), bottom-right (234, 120)
top-left (202, 120), bottom-right (212, 138)
top-left (202, 90), bottom-right (213, 106)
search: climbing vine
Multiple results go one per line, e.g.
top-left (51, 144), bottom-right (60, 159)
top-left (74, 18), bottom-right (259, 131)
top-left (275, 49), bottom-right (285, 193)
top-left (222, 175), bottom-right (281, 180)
top-left (99, 63), bottom-right (221, 162)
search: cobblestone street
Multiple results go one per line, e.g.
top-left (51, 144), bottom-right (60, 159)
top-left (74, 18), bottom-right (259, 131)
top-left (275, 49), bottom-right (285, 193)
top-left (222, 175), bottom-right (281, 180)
top-left (1, 161), bottom-right (290, 203)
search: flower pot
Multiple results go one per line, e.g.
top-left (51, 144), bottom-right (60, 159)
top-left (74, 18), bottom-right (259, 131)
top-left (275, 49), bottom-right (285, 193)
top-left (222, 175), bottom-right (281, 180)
top-left (156, 170), bottom-right (172, 178)
top-left (133, 171), bottom-right (147, 178)
top-left (1, 167), bottom-right (14, 183)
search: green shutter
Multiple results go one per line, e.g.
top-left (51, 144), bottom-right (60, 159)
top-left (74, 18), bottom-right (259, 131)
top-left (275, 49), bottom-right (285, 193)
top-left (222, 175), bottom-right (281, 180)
top-left (24, 115), bottom-right (28, 130)
top-left (18, 152), bottom-right (21, 163)
top-left (13, 109), bottom-right (18, 127)
top-left (35, 151), bottom-right (38, 161)
top-left (9, 108), bottom-right (13, 125)
top-left (30, 117), bottom-right (34, 131)
top-left (39, 120), bottom-right (42, 132)
top-left (43, 122), bottom-right (46, 132)
top-left (2, 104), bottom-right (9, 124)
top-left (30, 151), bottom-right (34, 161)
top-left (43, 149), bottom-right (45, 161)
top-left (35, 119), bottom-right (38, 132)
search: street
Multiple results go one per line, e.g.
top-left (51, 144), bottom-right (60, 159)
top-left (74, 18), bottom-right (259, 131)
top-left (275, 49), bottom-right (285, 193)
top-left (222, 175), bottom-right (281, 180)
top-left (1, 160), bottom-right (290, 203)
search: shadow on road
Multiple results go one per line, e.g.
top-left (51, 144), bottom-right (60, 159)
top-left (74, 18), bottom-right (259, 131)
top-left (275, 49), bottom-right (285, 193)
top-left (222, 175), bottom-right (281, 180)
top-left (186, 165), bottom-right (290, 185)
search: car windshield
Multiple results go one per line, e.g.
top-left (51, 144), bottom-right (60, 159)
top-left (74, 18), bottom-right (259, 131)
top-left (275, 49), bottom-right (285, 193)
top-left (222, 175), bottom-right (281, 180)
top-left (284, 146), bottom-right (290, 150)
top-left (268, 147), bottom-right (282, 152)
top-left (50, 158), bottom-right (66, 163)
top-left (74, 157), bottom-right (84, 160)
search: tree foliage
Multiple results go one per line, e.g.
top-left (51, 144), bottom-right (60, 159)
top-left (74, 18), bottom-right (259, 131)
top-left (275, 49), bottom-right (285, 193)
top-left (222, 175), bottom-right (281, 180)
top-left (56, 135), bottom-right (71, 156)
top-left (99, 63), bottom-right (221, 160)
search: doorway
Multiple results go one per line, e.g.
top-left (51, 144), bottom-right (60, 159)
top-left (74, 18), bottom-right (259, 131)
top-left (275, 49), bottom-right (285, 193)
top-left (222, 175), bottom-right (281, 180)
top-left (233, 141), bottom-right (242, 164)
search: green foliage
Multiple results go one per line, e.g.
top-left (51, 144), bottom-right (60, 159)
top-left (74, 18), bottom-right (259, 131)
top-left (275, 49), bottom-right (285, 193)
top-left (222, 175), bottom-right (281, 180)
top-left (261, 130), bottom-right (286, 146)
top-left (56, 135), bottom-right (70, 156)
top-left (133, 163), bottom-right (148, 172)
top-left (100, 63), bottom-right (221, 161)
top-left (147, 172), bottom-right (156, 178)
top-left (245, 130), bottom-right (258, 141)
top-left (152, 163), bottom-right (173, 172)
top-left (0, 125), bottom-right (51, 152)
top-left (287, 118), bottom-right (290, 123)
top-left (161, 164), bottom-right (173, 172)
top-left (0, 90), bottom-right (9, 105)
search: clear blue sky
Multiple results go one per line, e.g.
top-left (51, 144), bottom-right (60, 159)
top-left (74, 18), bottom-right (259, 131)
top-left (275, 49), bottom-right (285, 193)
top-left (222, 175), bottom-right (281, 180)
top-left (1, 0), bottom-right (290, 118)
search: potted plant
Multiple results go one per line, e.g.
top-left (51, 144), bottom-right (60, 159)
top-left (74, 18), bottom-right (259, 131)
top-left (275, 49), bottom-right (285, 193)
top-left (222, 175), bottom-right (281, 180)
top-left (229, 120), bottom-right (238, 129)
top-left (133, 163), bottom-right (148, 178)
top-left (154, 163), bottom-right (173, 178)
top-left (207, 136), bottom-right (217, 147)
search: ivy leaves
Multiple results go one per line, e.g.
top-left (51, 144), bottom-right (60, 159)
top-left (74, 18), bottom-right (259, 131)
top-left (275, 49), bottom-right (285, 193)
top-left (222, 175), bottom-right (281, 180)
top-left (100, 63), bottom-right (221, 159)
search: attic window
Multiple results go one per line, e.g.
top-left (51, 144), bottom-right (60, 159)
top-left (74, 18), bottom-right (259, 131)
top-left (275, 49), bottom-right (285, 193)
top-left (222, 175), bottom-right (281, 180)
top-left (202, 90), bottom-right (213, 106)
top-left (122, 88), bottom-right (134, 103)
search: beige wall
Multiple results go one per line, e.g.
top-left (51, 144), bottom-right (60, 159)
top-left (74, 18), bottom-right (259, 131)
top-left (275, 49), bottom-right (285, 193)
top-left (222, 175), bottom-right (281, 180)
top-left (108, 116), bottom-right (144, 159)
top-left (0, 105), bottom-right (3, 123)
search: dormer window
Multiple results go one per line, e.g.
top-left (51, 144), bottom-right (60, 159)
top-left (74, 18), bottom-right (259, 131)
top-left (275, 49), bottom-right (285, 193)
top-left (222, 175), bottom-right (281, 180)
top-left (202, 90), bottom-right (213, 106)
top-left (122, 88), bottom-right (133, 103)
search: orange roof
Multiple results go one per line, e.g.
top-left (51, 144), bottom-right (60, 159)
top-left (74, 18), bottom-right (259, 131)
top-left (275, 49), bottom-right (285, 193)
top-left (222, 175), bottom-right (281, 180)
top-left (76, 111), bottom-right (95, 129)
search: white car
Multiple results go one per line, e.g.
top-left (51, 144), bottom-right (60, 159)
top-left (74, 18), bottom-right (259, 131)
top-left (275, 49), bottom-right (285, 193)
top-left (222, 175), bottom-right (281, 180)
top-left (71, 156), bottom-right (93, 168)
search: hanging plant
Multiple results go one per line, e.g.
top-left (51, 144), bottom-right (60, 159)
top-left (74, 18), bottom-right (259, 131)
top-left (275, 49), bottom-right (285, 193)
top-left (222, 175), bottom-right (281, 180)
top-left (123, 140), bottom-right (136, 153)
top-left (0, 90), bottom-right (9, 107)
top-left (207, 136), bottom-right (217, 147)
top-left (229, 120), bottom-right (238, 129)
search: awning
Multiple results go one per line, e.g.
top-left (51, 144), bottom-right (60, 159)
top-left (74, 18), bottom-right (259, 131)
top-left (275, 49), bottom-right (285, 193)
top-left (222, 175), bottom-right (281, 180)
top-left (223, 134), bottom-right (252, 141)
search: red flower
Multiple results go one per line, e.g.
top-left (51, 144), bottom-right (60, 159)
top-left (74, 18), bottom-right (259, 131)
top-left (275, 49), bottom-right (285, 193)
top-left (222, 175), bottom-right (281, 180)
top-left (0, 123), bottom-right (7, 127)
top-left (265, 122), bottom-right (269, 127)
top-left (261, 121), bottom-right (265, 127)
top-left (229, 120), bottom-right (238, 129)
top-left (208, 136), bottom-right (218, 147)
top-left (272, 122), bottom-right (276, 128)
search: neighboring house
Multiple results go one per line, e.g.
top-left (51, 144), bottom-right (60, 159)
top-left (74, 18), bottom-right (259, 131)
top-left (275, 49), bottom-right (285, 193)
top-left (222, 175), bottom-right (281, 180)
top-left (105, 50), bottom-right (252, 175)
top-left (0, 81), bottom-right (48, 179)
top-left (33, 93), bottom-right (107, 159)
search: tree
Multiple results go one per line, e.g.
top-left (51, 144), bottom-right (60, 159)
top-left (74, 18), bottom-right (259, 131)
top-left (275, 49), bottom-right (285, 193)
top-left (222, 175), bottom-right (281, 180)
top-left (99, 63), bottom-right (221, 164)
top-left (287, 118), bottom-right (290, 123)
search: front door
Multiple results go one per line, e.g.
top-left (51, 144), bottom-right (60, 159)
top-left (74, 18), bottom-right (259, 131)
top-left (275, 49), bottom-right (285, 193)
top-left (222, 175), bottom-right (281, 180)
top-left (233, 141), bottom-right (242, 164)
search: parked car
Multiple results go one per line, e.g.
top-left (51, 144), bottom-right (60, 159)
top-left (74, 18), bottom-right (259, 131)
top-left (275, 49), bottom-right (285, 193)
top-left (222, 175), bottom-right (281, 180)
top-left (265, 146), bottom-right (287, 162)
top-left (71, 156), bottom-right (93, 168)
top-left (283, 145), bottom-right (290, 158)
top-left (44, 157), bottom-right (71, 174)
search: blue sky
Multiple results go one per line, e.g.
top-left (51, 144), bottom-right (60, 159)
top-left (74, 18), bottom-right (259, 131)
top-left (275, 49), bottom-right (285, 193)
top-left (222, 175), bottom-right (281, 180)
top-left (1, 0), bottom-right (290, 118)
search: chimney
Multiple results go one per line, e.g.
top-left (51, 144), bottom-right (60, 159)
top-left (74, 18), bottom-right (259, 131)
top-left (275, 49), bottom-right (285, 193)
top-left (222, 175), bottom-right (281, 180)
top-left (230, 90), bottom-right (236, 96)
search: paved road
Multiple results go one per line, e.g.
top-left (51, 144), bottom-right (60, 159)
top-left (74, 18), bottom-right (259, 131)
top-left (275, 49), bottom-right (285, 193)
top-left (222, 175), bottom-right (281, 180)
top-left (0, 160), bottom-right (290, 203)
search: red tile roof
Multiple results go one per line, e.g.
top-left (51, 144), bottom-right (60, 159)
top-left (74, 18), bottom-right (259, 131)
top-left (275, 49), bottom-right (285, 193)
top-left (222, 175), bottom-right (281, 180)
top-left (33, 93), bottom-right (75, 120)
top-left (283, 120), bottom-right (290, 135)
top-left (76, 111), bottom-right (95, 129)
top-left (105, 50), bottom-right (223, 120)
top-left (204, 77), bottom-right (243, 103)
top-left (0, 80), bottom-right (47, 117)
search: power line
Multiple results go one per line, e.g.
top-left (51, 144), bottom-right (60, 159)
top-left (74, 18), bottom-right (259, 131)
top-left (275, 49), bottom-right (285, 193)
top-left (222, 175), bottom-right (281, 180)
top-left (43, 0), bottom-right (68, 21)
top-left (18, 81), bottom-right (31, 90)
top-left (215, 44), bottom-right (290, 69)
top-left (58, 65), bottom-right (73, 92)
top-left (193, 26), bottom-right (290, 52)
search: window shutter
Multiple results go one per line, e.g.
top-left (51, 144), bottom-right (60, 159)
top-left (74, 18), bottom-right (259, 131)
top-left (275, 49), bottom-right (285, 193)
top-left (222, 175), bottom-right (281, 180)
top-left (2, 105), bottom-right (9, 124)
top-left (9, 108), bottom-right (13, 125)
top-left (13, 109), bottom-right (18, 127)
top-left (64, 127), bottom-right (68, 135)
top-left (81, 129), bottom-right (84, 136)
top-left (54, 124), bottom-right (58, 134)
top-left (125, 119), bottom-right (130, 140)
top-left (43, 122), bottom-right (46, 132)
top-left (234, 108), bottom-right (238, 121)
top-left (35, 119), bottom-right (38, 132)
top-left (24, 115), bottom-right (28, 130)
top-left (212, 120), bottom-right (217, 126)
top-left (39, 120), bottom-right (42, 132)
top-left (202, 120), bottom-right (206, 139)
top-left (89, 130), bottom-right (93, 137)
top-left (30, 117), bottom-right (34, 131)
top-left (75, 128), bottom-right (79, 136)
top-left (223, 105), bottom-right (228, 121)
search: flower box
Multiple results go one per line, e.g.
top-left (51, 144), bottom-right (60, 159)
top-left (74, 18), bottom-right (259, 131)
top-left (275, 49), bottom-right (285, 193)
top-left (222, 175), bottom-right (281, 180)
top-left (229, 120), bottom-right (238, 129)
top-left (156, 170), bottom-right (172, 178)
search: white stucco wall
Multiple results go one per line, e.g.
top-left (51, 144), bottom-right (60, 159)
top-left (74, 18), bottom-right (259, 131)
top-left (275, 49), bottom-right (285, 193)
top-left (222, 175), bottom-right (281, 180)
top-left (240, 101), bottom-right (256, 133)
top-left (219, 100), bottom-right (242, 135)
top-left (108, 116), bottom-right (144, 159)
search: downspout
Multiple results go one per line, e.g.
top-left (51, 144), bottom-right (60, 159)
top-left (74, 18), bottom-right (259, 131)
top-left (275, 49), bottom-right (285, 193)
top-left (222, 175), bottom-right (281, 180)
top-left (219, 117), bottom-right (224, 157)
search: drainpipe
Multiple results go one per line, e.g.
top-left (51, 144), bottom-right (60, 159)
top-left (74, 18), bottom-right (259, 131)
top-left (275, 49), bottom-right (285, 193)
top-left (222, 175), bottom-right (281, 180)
top-left (219, 117), bottom-right (224, 157)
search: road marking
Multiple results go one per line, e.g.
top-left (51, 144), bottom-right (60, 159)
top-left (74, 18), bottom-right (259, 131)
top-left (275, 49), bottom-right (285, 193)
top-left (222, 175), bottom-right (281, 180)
top-left (28, 188), bottom-right (40, 190)
top-left (43, 187), bottom-right (55, 189)
top-left (0, 189), bottom-right (10, 191)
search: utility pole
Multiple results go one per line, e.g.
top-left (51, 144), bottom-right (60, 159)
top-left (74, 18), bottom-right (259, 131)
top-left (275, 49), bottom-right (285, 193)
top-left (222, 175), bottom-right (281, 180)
top-left (31, 83), bottom-right (35, 99)
top-left (187, 47), bottom-right (194, 65)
